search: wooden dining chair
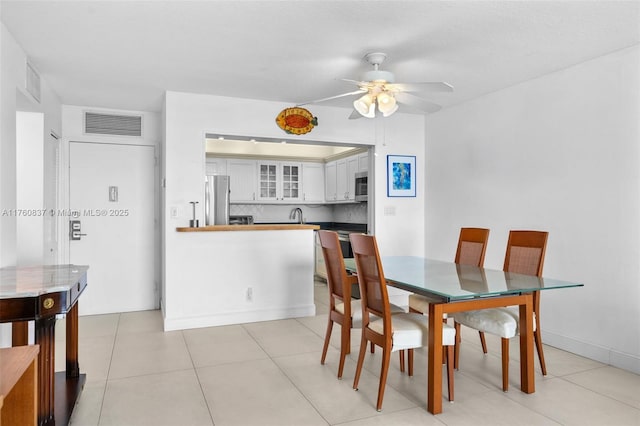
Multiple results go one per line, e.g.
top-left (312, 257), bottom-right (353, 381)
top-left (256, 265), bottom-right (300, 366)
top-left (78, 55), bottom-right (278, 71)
top-left (409, 227), bottom-right (490, 318)
top-left (452, 230), bottom-right (548, 391)
top-left (318, 230), bottom-right (404, 378)
top-left (349, 233), bottom-right (456, 411)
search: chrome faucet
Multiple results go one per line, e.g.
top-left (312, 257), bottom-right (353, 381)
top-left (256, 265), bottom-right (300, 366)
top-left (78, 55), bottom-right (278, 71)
top-left (290, 207), bottom-right (303, 224)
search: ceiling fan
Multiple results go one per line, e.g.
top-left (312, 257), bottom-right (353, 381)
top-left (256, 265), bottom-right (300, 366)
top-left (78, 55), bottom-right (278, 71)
top-left (298, 52), bottom-right (453, 118)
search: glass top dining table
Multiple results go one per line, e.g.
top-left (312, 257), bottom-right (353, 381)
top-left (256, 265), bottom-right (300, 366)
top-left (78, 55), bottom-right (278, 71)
top-left (344, 256), bottom-right (582, 301)
top-left (343, 256), bottom-right (583, 414)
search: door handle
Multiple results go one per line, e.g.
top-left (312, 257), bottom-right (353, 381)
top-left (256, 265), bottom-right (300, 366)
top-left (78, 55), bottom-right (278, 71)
top-left (71, 231), bottom-right (87, 240)
top-left (69, 220), bottom-right (87, 240)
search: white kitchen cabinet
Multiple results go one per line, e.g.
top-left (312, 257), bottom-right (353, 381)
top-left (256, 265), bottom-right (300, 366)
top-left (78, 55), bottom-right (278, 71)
top-left (325, 161), bottom-right (337, 201)
top-left (357, 152), bottom-right (369, 172)
top-left (302, 162), bottom-right (325, 203)
top-left (346, 155), bottom-right (359, 201)
top-left (339, 155), bottom-right (358, 201)
top-left (335, 158), bottom-right (348, 201)
top-left (227, 158), bottom-right (257, 202)
top-left (257, 161), bottom-right (302, 202)
top-left (205, 157), bottom-right (227, 175)
top-left (325, 154), bottom-right (359, 202)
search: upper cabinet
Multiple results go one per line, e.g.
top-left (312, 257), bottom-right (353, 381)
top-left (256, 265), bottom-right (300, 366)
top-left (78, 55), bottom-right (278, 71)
top-left (257, 161), bottom-right (302, 202)
top-left (326, 152), bottom-right (363, 203)
top-left (302, 163), bottom-right (325, 203)
top-left (210, 151), bottom-right (367, 204)
top-left (324, 161), bottom-right (337, 202)
top-left (205, 157), bottom-right (227, 175)
top-left (227, 159), bottom-right (257, 202)
top-left (357, 152), bottom-right (368, 172)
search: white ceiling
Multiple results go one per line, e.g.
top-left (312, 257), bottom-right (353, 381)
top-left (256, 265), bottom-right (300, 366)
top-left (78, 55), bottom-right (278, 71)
top-left (1, 1), bottom-right (639, 114)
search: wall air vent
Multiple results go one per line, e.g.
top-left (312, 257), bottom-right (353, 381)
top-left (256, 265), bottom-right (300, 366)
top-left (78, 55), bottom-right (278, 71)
top-left (85, 112), bottom-right (143, 137)
top-left (26, 61), bottom-right (41, 103)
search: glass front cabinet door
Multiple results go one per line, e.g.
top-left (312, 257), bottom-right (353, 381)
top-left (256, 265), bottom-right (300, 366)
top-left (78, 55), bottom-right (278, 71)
top-left (257, 162), bottom-right (301, 201)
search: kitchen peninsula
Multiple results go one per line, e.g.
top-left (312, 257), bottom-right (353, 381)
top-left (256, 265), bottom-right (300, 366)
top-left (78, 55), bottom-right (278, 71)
top-left (164, 224), bottom-right (319, 331)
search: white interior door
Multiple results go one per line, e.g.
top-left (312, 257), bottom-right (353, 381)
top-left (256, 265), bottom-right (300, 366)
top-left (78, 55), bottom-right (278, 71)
top-left (69, 142), bottom-right (156, 315)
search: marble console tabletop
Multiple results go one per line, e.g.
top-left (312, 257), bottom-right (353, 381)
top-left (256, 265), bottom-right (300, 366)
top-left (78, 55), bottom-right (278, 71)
top-left (0, 264), bottom-right (89, 299)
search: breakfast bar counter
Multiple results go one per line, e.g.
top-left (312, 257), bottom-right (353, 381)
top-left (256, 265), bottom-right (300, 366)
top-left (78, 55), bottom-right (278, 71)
top-left (164, 225), bottom-right (318, 331)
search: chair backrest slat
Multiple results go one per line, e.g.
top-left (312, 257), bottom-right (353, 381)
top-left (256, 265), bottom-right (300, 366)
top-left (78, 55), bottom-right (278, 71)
top-left (503, 230), bottom-right (548, 277)
top-left (455, 227), bottom-right (490, 267)
top-left (506, 246), bottom-right (543, 276)
top-left (503, 230), bottom-right (549, 316)
top-left (349, 233), bottom-right (391, 331)
top-left (318, 230), bottom-right (351, 311)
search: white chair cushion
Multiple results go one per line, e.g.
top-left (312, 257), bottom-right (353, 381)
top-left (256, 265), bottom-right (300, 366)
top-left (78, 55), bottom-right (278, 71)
top-left (503, 307), bottom-right (538, 333)
top-left (452, 308), bottom-right (518, 339)
top-left (408, 294), bottom-right (448, 318)
top-left (368, 312), bottom-right (456, 351)
top-left (336, 300), bottom-right (405, 329)
top-left (453, 307), bottom-right (537, 338)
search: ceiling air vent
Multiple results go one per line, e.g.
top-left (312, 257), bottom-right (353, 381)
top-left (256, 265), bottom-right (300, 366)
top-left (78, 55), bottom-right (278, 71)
top-left (85, 112), bottom-right (143, 137)
top-left (26, 61), bottom-right (41, 103)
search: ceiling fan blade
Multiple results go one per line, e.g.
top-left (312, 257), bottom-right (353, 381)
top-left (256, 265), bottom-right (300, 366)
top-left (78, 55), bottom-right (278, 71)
top-left (395, 92), bottom-right (443, 113)
top-left (340, 78), bottom-right (369, 85)
top-left (387, 82), bottom-right (453, 93)
top-left (297, 89), bottom-right (366, 106)
top-left (348, 109), bottom-right (363, 120)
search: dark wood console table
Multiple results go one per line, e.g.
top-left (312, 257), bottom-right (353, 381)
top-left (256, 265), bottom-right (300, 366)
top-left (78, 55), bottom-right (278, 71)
top-left (0, 265), bottom-right (88, 426)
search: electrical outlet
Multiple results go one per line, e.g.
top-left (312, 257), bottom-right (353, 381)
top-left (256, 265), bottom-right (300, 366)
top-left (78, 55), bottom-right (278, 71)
top-left (246, 287), bottom-right (253, 302)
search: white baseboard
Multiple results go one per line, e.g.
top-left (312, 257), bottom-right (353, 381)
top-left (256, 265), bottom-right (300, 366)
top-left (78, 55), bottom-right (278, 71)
top-left (543, 330), bottom-right (640, 375)
top-left (163, 304), bottom-right (317, 331)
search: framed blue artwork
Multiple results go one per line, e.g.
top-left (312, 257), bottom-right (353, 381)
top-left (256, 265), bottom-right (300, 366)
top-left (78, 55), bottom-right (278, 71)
top-left (387, 155), bottom-right (416, 197)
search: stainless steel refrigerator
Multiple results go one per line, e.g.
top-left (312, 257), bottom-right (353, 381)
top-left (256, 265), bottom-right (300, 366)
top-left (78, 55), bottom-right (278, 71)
top-left (205, 175), bottom-right (230, 225)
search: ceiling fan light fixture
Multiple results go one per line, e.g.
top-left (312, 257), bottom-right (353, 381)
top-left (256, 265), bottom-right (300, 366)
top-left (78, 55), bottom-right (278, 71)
top-left (381, 103), bottom-right (398, 117)
top-left (354, 93), bottom-right (375, 118)
top-left (377, 92), bottom-right (398, 116)
top-left (362, 70), bottom-right (395, 84)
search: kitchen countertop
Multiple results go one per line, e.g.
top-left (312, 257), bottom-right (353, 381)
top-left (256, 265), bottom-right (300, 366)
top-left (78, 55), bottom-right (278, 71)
top-left (176, 224), bottom-right (320, 232)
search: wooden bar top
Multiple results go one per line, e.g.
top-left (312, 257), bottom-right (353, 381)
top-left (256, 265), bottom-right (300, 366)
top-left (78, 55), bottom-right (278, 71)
top-left (176, 224), bottom-right (320, 232)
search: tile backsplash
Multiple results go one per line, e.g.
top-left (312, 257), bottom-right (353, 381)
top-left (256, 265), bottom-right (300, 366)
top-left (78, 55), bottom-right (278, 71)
top-left (331, 203), bottom-right (367, 223)
top-left (231, 203), bottom-right (367, 224)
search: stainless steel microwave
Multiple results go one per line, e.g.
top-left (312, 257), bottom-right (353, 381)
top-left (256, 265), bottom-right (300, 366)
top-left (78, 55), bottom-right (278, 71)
top-left (355, 171), bottom-right (368, 202)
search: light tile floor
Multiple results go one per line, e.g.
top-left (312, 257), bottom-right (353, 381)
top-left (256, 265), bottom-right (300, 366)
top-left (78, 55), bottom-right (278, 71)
top-left (54, 280), bottom-right (640, 425)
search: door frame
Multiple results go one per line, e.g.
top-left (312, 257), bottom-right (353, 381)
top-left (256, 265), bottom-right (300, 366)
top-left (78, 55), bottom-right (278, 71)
top-left (59, 139), bottom-right (161, 309)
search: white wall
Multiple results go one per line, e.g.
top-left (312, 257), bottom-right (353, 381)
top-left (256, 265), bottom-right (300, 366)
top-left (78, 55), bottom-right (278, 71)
top-left (16, 111), bottom-right (44, 265)
top-left (0, 22), bottom-right (62, 346)
top-left (1, 23), bottom-right (63, 267)
top-left (1, 22), bottom-right (25, 267)
top-left (163, 91), bottom-right (426, 320)
top-left (426, 46), bottom-right (640, 373)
